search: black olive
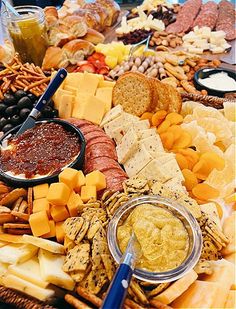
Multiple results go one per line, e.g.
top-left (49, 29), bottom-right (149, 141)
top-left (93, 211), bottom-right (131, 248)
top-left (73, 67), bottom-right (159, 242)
top-left (14, 90), bottom-right (27, 100)
top-left (0, 117), bottom-right (8, 130)
top-left (5, 105), bottom-right (19, 117)
top-left (27, 93), bottom-right (37, 102)
top-left (3, 93), bottom-right (17, 106)
top-left (42, 106), bottom-right (53, 118)
top-left (20, 108), bottom-right (31, 119)
top-left (0, 103), bottom-right (6, 116)
top-left (51, 109), bottom-right (59, 118)
top-left (10, 115), bottom-right (21, 126)
top-left (17, 97), bottom-right (32, 109)
top-left (2, 123), bottom-right (14, 133)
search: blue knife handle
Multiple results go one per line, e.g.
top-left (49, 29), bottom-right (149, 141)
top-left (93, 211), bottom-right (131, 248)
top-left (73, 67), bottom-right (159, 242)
top-left (101, 263), bottom-right (133, 309)
top-left (30, 68), bottom-right (67, 119)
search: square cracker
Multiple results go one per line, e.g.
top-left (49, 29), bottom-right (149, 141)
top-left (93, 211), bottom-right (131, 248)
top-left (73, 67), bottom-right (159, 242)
top-left (63, 243), bottom-right (90, 272)
top-left (63, 217), bottom-right (84, 241)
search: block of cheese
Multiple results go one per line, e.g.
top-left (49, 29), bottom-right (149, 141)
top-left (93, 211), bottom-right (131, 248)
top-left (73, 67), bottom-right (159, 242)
top-left (74, 170), bottom-right (86, 193)
top-left (171, 280), bottom-right (229, 308)
top-left (29, 211), bottom-right (50, 237)
top-left (201, 259), bottom-right (235, 291)
top-left (104, 114), bottom-right (128, 137)
top-left (0, 262), bottom-right (8, 285)
top-left (85, 170), bottom-right (106, 191)
top-left (51, 205), bottom-right (69, 222)
top-left (98, 80), bottom-right (115, 88)
top-left (0, 241), bottom-right (7, 248)
top-left (22, 234), bottom-right (64, 254)
top-left (8, 256), bottom-right (49, 288)
top-left (78, 95), bottom-right (106, 125)
top-left (67, 191), bottom-right (83, 217)
top-left (55, 221), bottom-right (65, 244)
top-left (0, 234), bottom-right (23, 243)
top-left (58, 94), bottom-right (74, 119)
top-left (42, 220), bottom-right (56, 238)
top-left (38, 249), bottom-right (75, 291)
top-left (53, 89), bottom-right (71, 109)
top-left (3, 274), bottom-right (55, 301)
top-left (124, 144), bottom-right (153, 177)
top-left (116, 127), bottom-right (139, 164)
top-left (72, 92), bottom-right (90, 118)
top-left (33, 183), bottom-right (49, 199)
top-left (64, 72), bottom-right (83, 88)
top-left (141, 135), bottom-right (164, 157)
top-left (81, 185), bottom-right (97, 202)
top-left (138, 128), bottom-right (157, 139)
top-left (47, 182), bottom-right (71, 206)
top-left (162, 159), bottom-right (184, 181)
top-left (200, 202), bottom-right (221, 230)
top-left (100, 104), bottom-right (123, 128)
top-left (222, 212), bottom-right (236, 255)
top-left (59, 168), bottom-right (79, 189)
top-left (64, 85), bottom-right (78, 96)
top-left (0, 243), bottom-right (38, 264)
top-left (131, 119), bottom-right (150, 133)
top-left (154, 269), bottom-right (198, 304)
top-left (95, 87), bottom-right (113, 113)
top-left (77, 72), bottom-right (99, 95)
top-left (33, 198), bottom-right (50, 216)
top-left (224, 290), bottom-right (236, 308)
top-left (138, 159), bottom-right (172, 183)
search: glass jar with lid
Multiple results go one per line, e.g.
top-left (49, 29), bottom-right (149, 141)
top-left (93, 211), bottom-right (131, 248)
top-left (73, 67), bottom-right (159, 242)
top-left (3, 6), bottom-right (48, 66)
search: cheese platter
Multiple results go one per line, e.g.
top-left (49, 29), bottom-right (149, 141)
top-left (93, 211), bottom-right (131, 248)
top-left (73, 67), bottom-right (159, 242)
top-left (0, 0), bottom-right (235, 307)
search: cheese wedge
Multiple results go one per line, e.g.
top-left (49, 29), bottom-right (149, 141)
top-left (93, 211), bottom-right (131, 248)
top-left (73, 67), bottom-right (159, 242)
top-left (53, 89), bottom-right (71, 109)
top-left (22, 235), bottom-right (65, 254)
top-left (64, 85), bottom-right (78, 96)
top-left (138, 159), bottom-right (172, 183)
top-left (2, 274), bottom-right (55, 301)
top-left (72, 92), bottom-right (90, 118)
top-left (0, 243), bottom-right (38, 264)
top-left (8, 256), bottom-right (49, 288)
top-left (38, 249), bottom-right (75, 291)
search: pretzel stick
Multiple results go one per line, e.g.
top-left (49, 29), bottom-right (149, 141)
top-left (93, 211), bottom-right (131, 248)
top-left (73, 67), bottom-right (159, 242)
top-left (17, 75), bottom-right (45, 80)
top-left (65, 294), bottom-right (92, 309)
top-left (10, 84), bottom-right (17, 92)
top-left (2, 79), bottom-right (12, 93)
top-left (15, 80), bottom-right (28, 88)
top-left (4, 64), bottom-right (19, 74)
top-left (0, 89), bottom-right (3, 99)
top-left (21, 67), bottom-right (43, 77)
top-left (24, 77), bottom-right (50, 91)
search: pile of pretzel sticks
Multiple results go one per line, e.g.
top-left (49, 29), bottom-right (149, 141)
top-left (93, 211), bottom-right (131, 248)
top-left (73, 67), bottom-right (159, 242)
top-left (0, 54), bottom-right (50, 99)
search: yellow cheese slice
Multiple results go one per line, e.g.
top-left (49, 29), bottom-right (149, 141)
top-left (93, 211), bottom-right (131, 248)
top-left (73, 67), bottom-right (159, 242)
top-left (77, 72), bottom-right (99, 95)
top-left (72, 92), bottom-right (90, 118)
top-left (64, 72), bottom-right (83, 89)
top-left (98, 80), bottom-right (116, 88)
top-left (78, 95), bottom-right (106, 125)
top-left (95, 87), bottom-right (113, 113)
top-left (53, 89), bottom-right (71, 109)
top-left (224, 290), bottom-right (236, 308)
top-left (22, 234), bottom-right (65, 254)
top-left (0, 262), bottom-right (8, 285)
top-left (64, 85), bottom-right (78, 96)
top-left (58, 94), bottom-right (74, 119)
top-left (0, 234), bottom-right (23, 243)
top-left (0, 243), bottom-right (38, 264)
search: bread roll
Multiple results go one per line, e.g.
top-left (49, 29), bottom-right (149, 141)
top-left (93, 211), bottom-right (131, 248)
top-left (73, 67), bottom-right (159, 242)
top-left (74, 9), bottom-right (101, 31)
top-left (0, 40), bottom-right (15, 64)
top-left (62, 39), bottom-right (95, 64)
top-left (95, 0), bottom-right (120, 26)
top-left (44, 6), bottom-right (58, 27)
top-left (61, 15), bottom-right (88, 38)
top-left (81, 28), bottom-right (105, 44)
top-left (48, 25), bottom-right (74, 47)
top-left (83, 3), bottom-right (109, 30)
top-left (42, 47), bottom-right (69, 70)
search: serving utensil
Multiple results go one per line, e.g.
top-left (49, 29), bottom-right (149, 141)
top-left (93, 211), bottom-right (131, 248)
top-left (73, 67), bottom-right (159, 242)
top-left (129, 34), bottom-right (151, 58)
top-left (2, 0), bottom-right (20, 16)
top-left (102, 232), bottom-right (139, 309)
top-left (16, 68), bottom-right (67, 137)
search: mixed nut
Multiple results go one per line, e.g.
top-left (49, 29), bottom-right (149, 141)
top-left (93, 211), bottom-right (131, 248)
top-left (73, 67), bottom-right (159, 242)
top-left (150, 31), bottom-right (184, 49)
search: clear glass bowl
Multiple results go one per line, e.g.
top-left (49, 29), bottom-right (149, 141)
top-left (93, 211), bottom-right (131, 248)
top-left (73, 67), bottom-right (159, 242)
top-left (107, 195), bottom-right (202, 283)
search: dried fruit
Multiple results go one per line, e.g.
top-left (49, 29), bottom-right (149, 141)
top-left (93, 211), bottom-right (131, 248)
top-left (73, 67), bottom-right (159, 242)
top-left (160, 132), bottom-right (174, 150)
top-left (192, 159), bottom-right (213, 180)
top-left (141, 112), bottom-right (154, 125)
top-left (172, 131), bottom-right (192, 149)
top-left (192, 183), bottom-right (219, 200)
top-left (182, 169), bottom-right (198, 191)
top-left (151, 110), bottom-right (167, 127)
top-left (157, 119), bottom-right (171, 134)
top-left (200, 152), bottom-right (225, 171)
top-left (167, 125), bottom-right (183, 141)
top-left (178, 148), bottom-right (199, 170)
top-left (166, 112), bottom-right (183, 125)
top-left (175, 153), bottom-right (189, 170)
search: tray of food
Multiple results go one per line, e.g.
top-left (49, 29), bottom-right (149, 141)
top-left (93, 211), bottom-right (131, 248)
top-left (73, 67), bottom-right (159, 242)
top-left (0, 0), bottom-right (235, 307)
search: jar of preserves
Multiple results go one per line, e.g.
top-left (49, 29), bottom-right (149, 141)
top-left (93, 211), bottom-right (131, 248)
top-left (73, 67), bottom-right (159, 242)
top-left (3, 6), bottom-right (48, 66)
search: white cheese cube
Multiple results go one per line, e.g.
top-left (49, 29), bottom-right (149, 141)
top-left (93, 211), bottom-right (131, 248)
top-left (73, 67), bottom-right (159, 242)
top-left (116, 127), bottom-right (139, 164)
top-left (137, 128), bottom-right (157, 139)
top-left (141, 135), bottom-right (164, 157)
top-left (137, 159), bottom-right (172, 183)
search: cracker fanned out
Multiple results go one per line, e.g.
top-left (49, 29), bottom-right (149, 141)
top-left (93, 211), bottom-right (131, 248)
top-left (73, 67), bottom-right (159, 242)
top-left (63, 243), bottom-right (90, 272)
top-left (63, 217), bottom-right (84, 241)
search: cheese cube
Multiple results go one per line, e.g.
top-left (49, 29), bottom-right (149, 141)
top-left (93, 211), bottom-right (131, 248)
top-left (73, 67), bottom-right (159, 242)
top-left (95, 87), bottom-right (113, 113)
top-left (67, 191), bottom-right (83, 217)
top-left (64, 85), bottom-right (78, 96)
top-left (47, 182), bottom-right (71, 206)
top-left (0, 243), bottom-right (38, 264)
top-left (42, 220), bottom-right (56, 238)
top-left (64, 72), bottom-right (83, 88)
top-left (98, 80), bottom-right (116, 88)
top-left (141, 135), bottom-right (164, 156)
top-left (50, 205), bottom-right (69, 222)
top-left (58, 94), bottom-right (74, 119)
top-left (33, 183), bottom-right (49, 200)
top-left (2, 274), bottom-right (55, 301)
top-left (38, 249), bottom-right (75, 291)
top-left (79, 95), bottom-right (106, 125)
top-left (8, 256), bottom-right (49, 288)
top-left (81, 185), bottom-right (97, 202)
top-left (78, 72), bottom-right (99, 95)
top-left (74, 170), bottom-right (86, 193)
top-left (33, 198), bottom-right (50, 216)
top-left (29, 211), bottom-right (50, 237)
top-left (116, 127), bottom-right (139, 164)
top-left (55, 221), bottom-right (65, 243)
top-left (85, 170), bottom-right (106, 191)
top-left (59, 168), bottom-right (79, 189)
top-left (53, 89), bottom-right (71, 109)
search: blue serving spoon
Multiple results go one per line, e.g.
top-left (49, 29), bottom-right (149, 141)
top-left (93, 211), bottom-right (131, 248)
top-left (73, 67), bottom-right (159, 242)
top-left (102, 233), bottom-right (139, 309)
top-left (16, 68), bottom-right (67, 136)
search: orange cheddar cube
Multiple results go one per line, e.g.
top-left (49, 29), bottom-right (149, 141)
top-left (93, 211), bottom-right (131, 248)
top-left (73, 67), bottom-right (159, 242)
top-left (42, 220), bottom-right (56, 238)
top-left (67, 191), bottom-right (83, 217)
top-left (47, 183), bottom-right (71, 206)
top-left (29, 211), bottom-right (50, 237)
top-left (50, 205), bottom-right (69, 222)
top-left (55, 221), bottom-right (65, 243)
top-left (85, 170), bottom-right (106, 191)
top-left (33, 198), bottom-right (50, 216)
top-left (33, 183), bottom-right (49, 199)
top-left (59, 168), bottom-right (79, 189)
top-left (80, 185), bottom-right (97, 203)
top-left (74, 171), bottom-right (85, 193)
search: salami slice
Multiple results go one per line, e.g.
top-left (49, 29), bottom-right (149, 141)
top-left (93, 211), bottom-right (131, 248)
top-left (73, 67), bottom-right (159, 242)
top-left (103, 167), bottom-right (127, 179)
top-left (193, 1), bottom-right (218, 29)
top-left (86, 137), bottom-right (115, 149)
top-left (86, 144), bottom-right (118, 161)
top-left (216, 0), bottom-right (236, 41)
top-left (84, 131), bottom-right (108, 143)
top-left (84, 157), bottom-right (121, 174)
top-left (80, 125), bottom-right (104, 135)
top-left (66, 118), bottom-right (92, 128)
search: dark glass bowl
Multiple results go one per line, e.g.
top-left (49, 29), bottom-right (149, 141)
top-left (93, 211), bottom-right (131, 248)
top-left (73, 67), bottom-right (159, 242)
top-left (0, 119), bottom-right (86, 187)
top-left (194, 67), bottom-right (236, 97)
